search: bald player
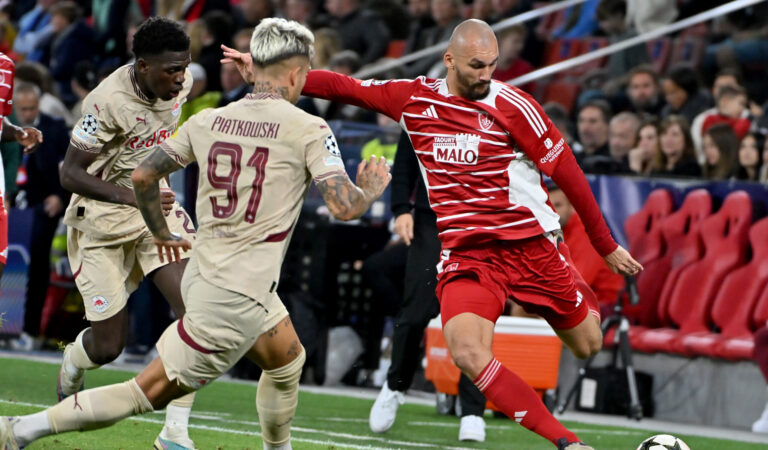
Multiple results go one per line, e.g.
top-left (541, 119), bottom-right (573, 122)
top-left (1, 18), bottom-right (391, 450)
top-left (222, 19), bottom-right (642, 449)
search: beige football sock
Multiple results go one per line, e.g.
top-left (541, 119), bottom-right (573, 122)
top-left (67, 328), bottom-right (99, 371)
top-left (256, 348), bottom-right (306, 447)
top-left (47, 378), bottom-right (153, 433)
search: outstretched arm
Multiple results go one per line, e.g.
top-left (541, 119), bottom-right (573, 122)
top-left (315, 155), bottom-right (391, 221)
top-left (131, 148), bottom-right (190, 262)
top-left (1, 118), bottom-right (42, 153)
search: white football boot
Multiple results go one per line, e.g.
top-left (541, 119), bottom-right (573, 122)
top-left (458, 415), bottom-right (486, 442)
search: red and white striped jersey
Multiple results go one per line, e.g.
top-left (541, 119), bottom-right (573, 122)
top-left (303, 71), bottom-right (617, 256)
top-left (0, 52), bottom-right (14, 136)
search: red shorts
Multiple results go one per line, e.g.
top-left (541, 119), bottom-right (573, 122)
top-left (0, 195), bottom-right (6, 265)
top-left (436, 233), bottom-right (598, 330)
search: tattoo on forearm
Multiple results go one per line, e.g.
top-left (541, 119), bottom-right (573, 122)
top-left (253, 80), bottom-right (289, 99)
top-left (133, 149), bottom-right (182, 238)
top-left (315, 174), bottom-right (367, 219)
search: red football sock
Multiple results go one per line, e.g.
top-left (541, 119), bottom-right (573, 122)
top-left (474, 358), bottom-right (579, 446)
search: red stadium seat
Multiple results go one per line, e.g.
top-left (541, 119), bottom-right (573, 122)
top-left (629, 189), bottom-right (711, 351)
top-left (679, 217), bottom-right (768, 360)
top-left (541, 39), bottom-right (582, 67)
top-left (562, 38), bottom-right (609, 78)
top-left (646, 38), bottom-right (671, 74)
top-left (633, 191), bottom-right (751, 355)
top-left (385, 40), bottom-right (407, 59)
top-left (541, 81), bottom-right (580, 115)
top-left (622, 189), bottom-right (674, 327)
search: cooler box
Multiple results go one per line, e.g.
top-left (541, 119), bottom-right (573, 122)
top-left (425, 316), bottom-right (562, 410)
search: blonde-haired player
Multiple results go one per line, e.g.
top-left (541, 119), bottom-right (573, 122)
top-left (1, 18), bottom-right (390, 450)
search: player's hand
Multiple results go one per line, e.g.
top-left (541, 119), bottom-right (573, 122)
top-left (220, 44), bottom-right (255, 84)
top-left (15, 126), bottom-right (43, 154)
top-left (603, 245), bottom-right (643, 276)
top-left (43, 194), bottom-right (64, 217)
top-left (160, 188), bottom-right (176, 216)
top-left (394, 213), bottom-right (414, 246)
top-left (356, 155), bottom-right (391, 201)
top-left (154, 232), bottom-right (192, 264)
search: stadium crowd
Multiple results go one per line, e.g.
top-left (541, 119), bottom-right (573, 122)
top-left (2, 0), bottom-right (768, 439)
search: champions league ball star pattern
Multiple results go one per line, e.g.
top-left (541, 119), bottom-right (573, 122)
top-left (81, 114), bottom-right (99, 134)
top-left (636, 434), bottom-right (690, 450)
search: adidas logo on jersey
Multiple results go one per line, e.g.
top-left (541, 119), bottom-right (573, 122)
top-left (433, 133), bottom-right (480, 165)
top-left (422, 105), bottom-right (438, 118)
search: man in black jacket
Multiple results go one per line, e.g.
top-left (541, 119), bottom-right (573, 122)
top-left (369, 131), bottom-right (488, 442)
top-left (14, 82), bottom-right (70, 346)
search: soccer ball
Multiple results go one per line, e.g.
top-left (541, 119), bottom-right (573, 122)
top-left (636, 434), bottom-right (690, 450)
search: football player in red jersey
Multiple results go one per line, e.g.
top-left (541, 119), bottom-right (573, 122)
top-left (0, 52), bottom-right (43, 283)
top-left (224, 18), bottom-right (643, 450)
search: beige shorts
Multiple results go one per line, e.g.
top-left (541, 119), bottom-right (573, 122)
top-left (68, 204), bottom-right (196, 321)
top-left (156, 256), bottom-right (289, 389)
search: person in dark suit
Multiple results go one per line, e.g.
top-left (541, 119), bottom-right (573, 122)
top-left (14, 81), bottom-right (70, 346)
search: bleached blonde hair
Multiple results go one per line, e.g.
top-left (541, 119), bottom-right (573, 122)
top-left (250, 18), bottom-right (315, 67)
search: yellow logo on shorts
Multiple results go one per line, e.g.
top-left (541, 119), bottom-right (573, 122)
top-left (92, 296), bottom-right (109, 313)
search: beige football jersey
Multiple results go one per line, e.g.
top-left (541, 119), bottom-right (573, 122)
top-left (160, 93), bottom-right (346, 301)
top-left (64, 64), bottom-right (192, 239)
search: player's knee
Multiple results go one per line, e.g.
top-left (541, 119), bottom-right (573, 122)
top-left (449, 343), bottom-right (489, 377)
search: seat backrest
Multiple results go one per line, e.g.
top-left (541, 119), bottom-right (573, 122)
top-left (666, 191), bottom-right (752, 333)
top-left (654, 189), bottom-right (712, 325)
top-left (669, 36), bottom-right (706, 69)
top-left (712, 217), bottom-right (768, 337)
top-left (646, 37), bottom-right (671, 73)
top-left (625, 189), bottom-right (674, 265)
top-left (750, 218), bottom-right (768, 328)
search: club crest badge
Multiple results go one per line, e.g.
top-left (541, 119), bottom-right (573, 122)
top-left (478, 112), bottom-right (494, 131)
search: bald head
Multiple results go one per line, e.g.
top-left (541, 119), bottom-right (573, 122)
top-left (444, 19), bottom-right (498, 100)
top-left (448, 19), bottom-right (497, 54)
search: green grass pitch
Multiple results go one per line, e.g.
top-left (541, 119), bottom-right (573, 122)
top-left (0, 357), bottom-right (760, 449)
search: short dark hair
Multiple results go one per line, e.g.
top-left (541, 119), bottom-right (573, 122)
top-left (628, 64), bottom-right (660, 86)
top-left (132, 17), bottom-right (190, 59)
top-left (665, 64), bottom-right (701, 98)
top-left (49, 1), bottom-right (82, 23)
top-left (715, 84), bottom-right (746, 103)
top-left (578, 99), bottom-right (612, 124)
top-left (715, 66), bottom-right (744, 87)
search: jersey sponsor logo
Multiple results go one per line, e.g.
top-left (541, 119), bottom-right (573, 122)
top-left (91, 295), bottom-right (109, 313)
top-left (445, 262), bottom-right (459, 272)
top-left (126, 125), bottom-right (177, 150)
top-left (433, 134), bottom-right (480, 165)
top-left (324, 134), bottom-right (341, 157)
top-left (539, 137), bottom-right (565, 164)
top-left (478, 112), bottom-right (494, 130)
top-left (323, 156), bottom-right (344, 167)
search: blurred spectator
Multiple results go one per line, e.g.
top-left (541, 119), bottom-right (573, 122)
top-left (12, 0), bottom-right (57, 61)
top-left (488, 0), bottom-right (530, 24)
top-left (704, 3), bottom-right (768, 70)
top-left (311, 28), bottom-right (343, 70)
top-left (493, 24), bottom-right (535, 93)
top-left (404, 0), bottom-right (462, 78)
top-left (471, 0), bottom-right (493, 22)
top-left (552, 0), bottom-right (599, 39)
top-left (574, 99), bottom-right (611, 165)
top-left (178, 62), bottom-right (220, 127)
top-left (38, 1), bottom-right (94, 107)
top-left (14, 61), bottom-right (74, 125)
top-left (623, 65), bottom-right (665, 117)
top-left (403, 0), bottom-right (435, 57)
top-left (690, 68), bottom-right (744, 161)
top-left (625, 0), bottom-right (677, 34)
top-left (320, 0), bottom-right (390, 66)
top-left (660, 65), bottom-right (712, 125)
top-left (597, 0), bottom-right (649, 80)
top-left (701, 123), bottom-right (738, 180)
top-left (735, 131), bottom-right (764, 182)
top-left (284, 0), bottom-right (315, 28)
top-left (232, 27), bottom-right (253, 54)
top-left (627, 117), bottom-right (660, 175)
top-left (548, 182), bottom-right (624, 316)
top-left (368, 0), bottom-right (410, 41)
top-left (233, 0), bottom-right (273, 30)
top-left (69, 60), bottom-right (96, 119)
top-left (90, 0), bottom-right (132, 64)
top-left (582, 111), bottom-right (637, 174)
top-left (761, 136), bottom-right (768, 183)
top-left (13, 82), bottom-right (70, 348)
top-left (543, 102), bottom-right (574, 145)
top-left (651, 115), bottom-right (701, 177)
top-left (197, 11), bottom-right (234, 92)
top-left (701, 85), bottom-right (751, 140)
top-left (217, 58), bottom-right (249, 107)
top-left (155, 0), bottom-right (231, 23)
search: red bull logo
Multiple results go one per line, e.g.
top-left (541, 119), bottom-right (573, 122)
top-left (92, 295), bottom-right (109, 313)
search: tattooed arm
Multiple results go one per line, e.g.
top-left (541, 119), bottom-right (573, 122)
top-left (316, 155), bottom-right (392, 221)
top-left (132, 148), bottom-right (191, 262)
